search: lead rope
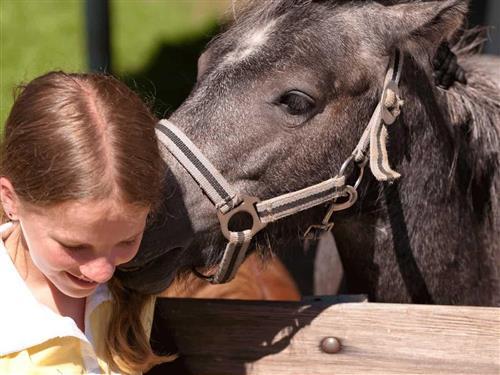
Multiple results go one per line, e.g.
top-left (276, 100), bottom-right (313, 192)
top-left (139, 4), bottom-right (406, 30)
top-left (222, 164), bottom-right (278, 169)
top-left (155, 50), bottom-right (404, 284)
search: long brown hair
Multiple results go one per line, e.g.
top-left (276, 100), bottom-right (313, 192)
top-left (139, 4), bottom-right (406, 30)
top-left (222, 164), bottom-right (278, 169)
top-left (1, 71), bottom-right (171, 373)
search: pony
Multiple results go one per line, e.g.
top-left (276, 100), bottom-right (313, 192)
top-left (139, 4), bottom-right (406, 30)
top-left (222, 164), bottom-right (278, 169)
top-left (119, 0), bottom-right (499, 306)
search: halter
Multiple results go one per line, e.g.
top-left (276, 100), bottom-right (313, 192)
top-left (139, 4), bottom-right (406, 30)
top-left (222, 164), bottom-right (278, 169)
top-left (155, 50), bottom-right (404, 284)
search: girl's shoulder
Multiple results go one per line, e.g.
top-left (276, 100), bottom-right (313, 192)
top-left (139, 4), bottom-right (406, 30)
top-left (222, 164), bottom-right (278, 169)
top-left (0, 221), bottom-right (14, 239)
top-left (0, 251), bottom-right (115, 373)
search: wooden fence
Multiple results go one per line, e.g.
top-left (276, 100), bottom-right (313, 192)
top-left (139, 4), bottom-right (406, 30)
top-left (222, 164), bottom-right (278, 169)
top-left (147, 296), bottom-right (500, 375)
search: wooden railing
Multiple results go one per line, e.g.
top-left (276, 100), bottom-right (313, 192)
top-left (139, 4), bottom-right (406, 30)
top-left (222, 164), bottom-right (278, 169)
top-left (147, 296), bottom-right (500, 375)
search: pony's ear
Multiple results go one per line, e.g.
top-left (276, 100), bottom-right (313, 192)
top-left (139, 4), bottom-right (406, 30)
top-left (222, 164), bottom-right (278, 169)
top-left (377, 0), bottom-right (468, 51)
top-left (197, 49), bottom-right (211, 81)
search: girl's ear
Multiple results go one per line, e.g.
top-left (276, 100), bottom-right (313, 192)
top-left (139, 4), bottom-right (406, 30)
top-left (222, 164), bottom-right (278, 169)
top-left (0, 177), bottom-right (20, 221)
top-left (374, 0), bottom-right (468, 52)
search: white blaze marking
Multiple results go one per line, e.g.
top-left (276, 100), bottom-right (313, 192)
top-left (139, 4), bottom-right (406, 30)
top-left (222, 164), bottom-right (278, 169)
top-left (224, 20), bottom-right (276, 64)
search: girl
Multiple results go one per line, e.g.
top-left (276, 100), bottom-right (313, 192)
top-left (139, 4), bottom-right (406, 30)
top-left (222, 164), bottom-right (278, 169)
top-left (0, 72), bottom-right (174, 374)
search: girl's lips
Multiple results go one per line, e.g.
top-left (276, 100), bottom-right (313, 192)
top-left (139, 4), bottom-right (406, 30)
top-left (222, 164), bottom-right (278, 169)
top-left (65, 272), bottom-right (98, 288)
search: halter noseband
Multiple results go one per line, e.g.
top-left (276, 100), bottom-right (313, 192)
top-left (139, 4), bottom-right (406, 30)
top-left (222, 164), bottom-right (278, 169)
top-left (155, 50), bottom-right (404, 284)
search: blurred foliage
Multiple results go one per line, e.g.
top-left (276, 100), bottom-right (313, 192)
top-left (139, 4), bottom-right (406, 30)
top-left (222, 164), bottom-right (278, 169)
top-left (0, 0), bottom-right (229, 127)
top-left (1, 0), bottom-right (84, 127)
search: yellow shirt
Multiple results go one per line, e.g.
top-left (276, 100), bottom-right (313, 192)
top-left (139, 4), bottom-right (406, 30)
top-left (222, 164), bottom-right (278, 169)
top-left (0, 222), bottom-right (154, 374)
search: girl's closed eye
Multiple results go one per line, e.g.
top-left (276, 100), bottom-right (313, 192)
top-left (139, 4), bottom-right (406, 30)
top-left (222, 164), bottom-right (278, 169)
top-left (120, 237), bottom-right (139, 247)
top-left (58, 239), bottom-right (139, 253)
top-left (58, 242), bottom-right (88, 252)
top-left (119, 232), bottom-right (143, 247)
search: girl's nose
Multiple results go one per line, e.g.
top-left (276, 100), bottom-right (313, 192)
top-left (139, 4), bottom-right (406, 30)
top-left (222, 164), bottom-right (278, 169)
top-left (80, 257), bottom-right (116, 284)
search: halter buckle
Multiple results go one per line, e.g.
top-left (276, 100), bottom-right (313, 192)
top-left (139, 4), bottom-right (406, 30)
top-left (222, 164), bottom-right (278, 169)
top-left (303, 223), bottom-right (334, 240)
top-left (217, 195), bottom-right (267, 241)
top-left (303, 185), bottom-right (358, 240)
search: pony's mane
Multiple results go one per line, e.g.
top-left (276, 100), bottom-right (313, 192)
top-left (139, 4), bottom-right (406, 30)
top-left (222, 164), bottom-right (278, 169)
top-left (446, 27), bottom-right (500, 184)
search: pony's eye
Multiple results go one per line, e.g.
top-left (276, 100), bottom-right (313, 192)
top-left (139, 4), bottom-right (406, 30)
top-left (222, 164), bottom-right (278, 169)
top-left (277, 90), bottom-right (316, 116)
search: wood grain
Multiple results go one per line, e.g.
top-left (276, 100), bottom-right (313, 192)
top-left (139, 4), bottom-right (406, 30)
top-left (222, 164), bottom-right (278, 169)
top-left (149, 297), bottom-right (500, 375)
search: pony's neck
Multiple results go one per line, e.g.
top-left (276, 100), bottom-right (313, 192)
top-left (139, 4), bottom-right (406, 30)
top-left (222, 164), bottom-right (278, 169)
top-left (333, 54), bottom-right (495, 304)
top-left (397, 52), bottom-right (500, 225)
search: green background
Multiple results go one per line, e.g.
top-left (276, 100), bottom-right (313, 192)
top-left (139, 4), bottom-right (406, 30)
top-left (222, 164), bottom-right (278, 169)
top-left (0, 0), bottom-right (229, 127)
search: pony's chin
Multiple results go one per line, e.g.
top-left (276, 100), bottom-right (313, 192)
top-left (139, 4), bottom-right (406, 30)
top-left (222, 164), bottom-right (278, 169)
top-left (116, 247), bottom-right (185, 294)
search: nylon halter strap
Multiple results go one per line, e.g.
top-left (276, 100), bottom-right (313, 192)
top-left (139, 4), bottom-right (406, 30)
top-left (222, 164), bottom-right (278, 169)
top-left (155, 122), bottom-right (347, 283)
top-left (353, 49), bottom-right (404, 181)
top-left (155, 49), bottom-right (404, 284)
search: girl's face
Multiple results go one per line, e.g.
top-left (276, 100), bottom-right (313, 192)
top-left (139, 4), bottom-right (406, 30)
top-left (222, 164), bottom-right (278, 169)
top-left (16, 198), bottom-right (149, 298)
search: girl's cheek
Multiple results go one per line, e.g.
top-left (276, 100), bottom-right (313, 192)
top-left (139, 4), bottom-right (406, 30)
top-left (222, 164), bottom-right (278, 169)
top-left (46, 247), bottom-right (83, 270)
top-left (30, 247), bottom-right (67, 274)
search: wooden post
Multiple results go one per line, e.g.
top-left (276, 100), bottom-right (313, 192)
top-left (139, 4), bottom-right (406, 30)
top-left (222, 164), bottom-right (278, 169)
top-left (85, 0), bottom-right (111, 73)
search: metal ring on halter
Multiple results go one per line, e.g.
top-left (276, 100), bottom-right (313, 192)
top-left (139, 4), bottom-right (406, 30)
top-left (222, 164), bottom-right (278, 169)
top-left (338, 154), bottom-right (367, 191)
top-left (354, 157), bottom-right (368, 190)
top-left (216, 195), bottom-right (268, 241)
top-left (337, 155), bottom-right (354, 178)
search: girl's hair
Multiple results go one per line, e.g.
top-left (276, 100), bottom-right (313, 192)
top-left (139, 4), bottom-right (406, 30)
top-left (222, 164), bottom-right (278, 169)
top-left (1, 71), bottom-right (171, 373)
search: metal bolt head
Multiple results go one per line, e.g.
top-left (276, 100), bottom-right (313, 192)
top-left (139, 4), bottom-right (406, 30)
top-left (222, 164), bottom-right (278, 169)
top-left (320, 336), bottom-right (341, 354)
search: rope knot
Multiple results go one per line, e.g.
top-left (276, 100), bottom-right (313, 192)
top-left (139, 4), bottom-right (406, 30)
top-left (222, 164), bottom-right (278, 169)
top-left (384, 88), bottom-right (404, 117)
top-left (382, 84), bottom-right (404, 125)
